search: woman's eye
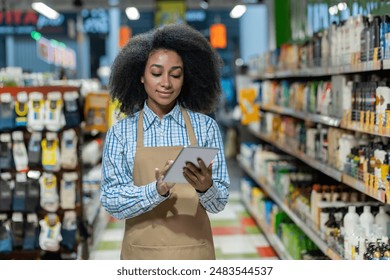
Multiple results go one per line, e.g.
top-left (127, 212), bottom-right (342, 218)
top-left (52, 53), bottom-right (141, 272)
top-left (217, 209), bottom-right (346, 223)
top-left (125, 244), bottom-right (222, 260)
top-left (171, 75), bottom-right (181, 79)
top-left (151, 73), bottom-right (161, 77)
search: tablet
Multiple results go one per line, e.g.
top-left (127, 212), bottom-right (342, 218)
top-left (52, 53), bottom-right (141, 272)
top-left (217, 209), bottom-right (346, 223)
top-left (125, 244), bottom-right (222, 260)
top-left (163, 146), bottom-right (219, 184)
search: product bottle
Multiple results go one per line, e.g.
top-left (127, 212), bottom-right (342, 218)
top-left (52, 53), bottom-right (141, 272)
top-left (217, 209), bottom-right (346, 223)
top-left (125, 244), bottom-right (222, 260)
top-left (374, 206), bottom-right (390, 237)
top-left (381, 152), bottom-right (390, 182)
top-left (343, 206), bottom-right (360, 236)
top-left (360, 205), bottom-right (374, 237)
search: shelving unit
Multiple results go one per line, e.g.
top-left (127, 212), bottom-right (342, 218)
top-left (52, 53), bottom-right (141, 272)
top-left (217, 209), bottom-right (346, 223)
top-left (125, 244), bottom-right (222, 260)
top-left (238, 156), bottom-right (343, 259)
top-left (246, 125), bottom-right (387, 204)
top-left (240, 20), bottom-right (390, 258)
top-left (241, 197), bottom-right (293, 260)
top-left (0, 85), bottom-right (88, 259)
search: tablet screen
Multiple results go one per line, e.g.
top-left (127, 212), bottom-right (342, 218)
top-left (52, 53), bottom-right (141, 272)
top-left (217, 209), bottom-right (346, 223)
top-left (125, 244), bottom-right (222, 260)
top-left (163, 146), bottom-right (219, 184)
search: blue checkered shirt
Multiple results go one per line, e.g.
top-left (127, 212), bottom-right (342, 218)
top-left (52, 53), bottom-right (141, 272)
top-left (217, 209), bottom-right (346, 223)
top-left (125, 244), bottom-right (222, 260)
top-left (100, 103), bottom-right (230, 220)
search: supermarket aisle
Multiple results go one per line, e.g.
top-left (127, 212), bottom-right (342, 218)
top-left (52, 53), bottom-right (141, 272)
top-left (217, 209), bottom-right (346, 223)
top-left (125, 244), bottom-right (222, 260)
top-left (89, 190), bottom-right (278, 260)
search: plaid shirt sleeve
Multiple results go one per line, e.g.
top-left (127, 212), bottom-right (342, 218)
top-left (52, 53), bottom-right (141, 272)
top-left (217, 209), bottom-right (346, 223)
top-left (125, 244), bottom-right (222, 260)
top-left (100, 123), bottom-right (169, 220)
top-left (196, 117), bottom-right (230, 213)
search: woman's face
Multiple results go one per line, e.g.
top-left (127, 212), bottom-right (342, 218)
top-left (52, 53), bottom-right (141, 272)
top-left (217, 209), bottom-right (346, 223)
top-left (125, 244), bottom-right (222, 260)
top-left (142, 49), bottom-right (184, 118)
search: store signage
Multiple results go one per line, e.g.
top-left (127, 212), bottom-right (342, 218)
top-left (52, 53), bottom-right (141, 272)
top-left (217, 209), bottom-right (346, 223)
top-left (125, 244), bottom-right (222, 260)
top-left (0, 10), bottom-right (93, 36)
top-left (155, 0), bottom-right (186, 26)
top-left (34, 32), bottom-right (76, 69)
top-left (210, 23), bottom-right (227, 49)
top-left (0, 10), bottom-right (37, 35)
top-left (81, 9), bottom-right (109, 34)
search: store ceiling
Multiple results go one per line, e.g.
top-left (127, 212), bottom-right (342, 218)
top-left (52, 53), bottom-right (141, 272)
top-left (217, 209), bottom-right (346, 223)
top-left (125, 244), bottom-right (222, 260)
top-left (5, 0), bottom-right (244, 12)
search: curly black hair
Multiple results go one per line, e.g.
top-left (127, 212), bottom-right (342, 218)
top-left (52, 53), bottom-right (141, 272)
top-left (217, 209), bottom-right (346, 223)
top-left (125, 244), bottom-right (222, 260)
top-left (109, 23), bottom-right (223, 116)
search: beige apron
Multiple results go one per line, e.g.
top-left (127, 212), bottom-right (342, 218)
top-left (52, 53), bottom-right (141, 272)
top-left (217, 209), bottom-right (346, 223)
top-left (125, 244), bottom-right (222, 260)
top-left (121, 107), bottom-right (215, 260)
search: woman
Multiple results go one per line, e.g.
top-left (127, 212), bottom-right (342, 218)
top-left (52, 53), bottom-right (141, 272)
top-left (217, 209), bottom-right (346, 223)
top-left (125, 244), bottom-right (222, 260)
top-left (100, 23), bottom-right (230, 260)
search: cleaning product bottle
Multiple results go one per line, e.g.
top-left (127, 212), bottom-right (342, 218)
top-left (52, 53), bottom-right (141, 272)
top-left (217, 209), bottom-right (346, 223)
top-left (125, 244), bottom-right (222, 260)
top-left (360, 205), bottom-right (374, 237)
top-left (374, 206), bottom-right (390, 237)
top-left (343, 205), bottom-right (360, 259)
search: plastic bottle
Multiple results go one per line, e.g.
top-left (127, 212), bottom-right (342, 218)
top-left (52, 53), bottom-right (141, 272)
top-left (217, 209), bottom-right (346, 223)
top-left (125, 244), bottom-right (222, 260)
top-left (374, 206), bottom-right (390, 237)
top-left (343, 206), bottom-right (360, 259)
top-left (344, 206), bottom-right (360, 236)
top-left (360, 205), bottom-right (374, 237)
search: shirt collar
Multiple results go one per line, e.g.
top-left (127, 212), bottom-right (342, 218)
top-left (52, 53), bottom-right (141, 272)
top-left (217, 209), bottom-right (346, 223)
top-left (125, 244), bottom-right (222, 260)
top-left (142, 102), bottom-right (185, 130)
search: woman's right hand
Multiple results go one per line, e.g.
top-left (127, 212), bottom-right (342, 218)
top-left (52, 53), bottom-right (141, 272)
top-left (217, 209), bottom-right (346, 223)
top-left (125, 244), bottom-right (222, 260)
top-left (155, 160), bottom-right (176, 196)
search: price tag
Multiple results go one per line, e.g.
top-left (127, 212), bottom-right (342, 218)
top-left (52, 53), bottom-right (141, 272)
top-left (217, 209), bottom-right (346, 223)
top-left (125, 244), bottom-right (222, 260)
top-left (370, 112), bottom-right (375, 129)
top-left (360, 112), bottom-right (365, 128)
top-left (364, 173), bottom-right (369, 188)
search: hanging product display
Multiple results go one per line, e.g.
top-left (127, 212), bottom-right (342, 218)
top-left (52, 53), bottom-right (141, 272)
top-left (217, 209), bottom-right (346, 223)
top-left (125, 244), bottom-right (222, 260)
top-left (63, 91), bottom-right (81, 128)
top-left (12, 173), bottom-right (28, 212)
top-left (0, 85), bottom-right (86, 260)
top-left (83, 92), bottom-right (110, 133)
top-left (15, 91), bottom-right (28, 128)
top-left (11, 212), bottom-right (24, 249)
top-left (22, 213), bottom-right (39, 251)
top-left (60, 211), bottom-right (77, 251)
top-left (38, 213), bottom-right (62, 252)
top-left (12, 131), bottom-right (28, 172)
top-left (0, 93), bottom-right (15, 131)
top-left (60, 128), bottom-right (78, 169)
top-left (44, 91), bottom-right (65, 132)
top-left (27, 131), bottom-right (42, 168)
top-left (0, 217), bottom-right (12, 253)
top-left (60, 172), bottom-right (78, 210)
top-left (41, 132), bottom-right (61, 172)
top-left (39, 172), bottom-right (59, 212)
top-left (0, 178), bottom-right (12, 212)
top-left (27, 91), bottom-right (45, 132)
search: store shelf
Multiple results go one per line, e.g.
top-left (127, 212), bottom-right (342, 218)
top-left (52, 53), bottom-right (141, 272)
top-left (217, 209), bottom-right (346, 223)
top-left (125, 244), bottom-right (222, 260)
top-left (250, 60), bottom-right (385, 80)
top-left (247, 126), bottom-right (343, 181)
top-left (383, 59), bottom-right (390, 70)
top-left (340, 120), bottom-right (390, 138)
top-left (242, 198), bottom-right (293, 260)
top-left (260, 104), bottom-right (341, 127)
top-left (238, 157), bottom-right (343, 260)
top-left (342, 174), bottom-right (387, 204)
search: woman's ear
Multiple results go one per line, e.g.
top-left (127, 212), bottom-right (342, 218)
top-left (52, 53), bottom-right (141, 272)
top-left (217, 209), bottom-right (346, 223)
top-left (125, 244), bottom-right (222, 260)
top-left (141, 76), bottom-right (144, 83)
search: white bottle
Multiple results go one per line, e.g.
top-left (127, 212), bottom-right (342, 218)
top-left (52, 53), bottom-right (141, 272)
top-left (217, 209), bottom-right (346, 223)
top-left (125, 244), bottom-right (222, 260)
top-left (343, 206), bottom-right (360, 259)
top-left (375, 206), bottom-right (390, 237)
top-left (360, 205), bottom-right (374, 237)
top-left (343, 206), bottom-right (360, 236)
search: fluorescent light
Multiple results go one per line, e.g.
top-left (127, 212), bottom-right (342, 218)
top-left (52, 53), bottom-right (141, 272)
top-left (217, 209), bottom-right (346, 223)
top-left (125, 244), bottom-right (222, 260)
top-left (337, 2), bottom-right (347, 11)
top-left (230, 5), bottom-right (247, 19)
top-left (328, 5), bottom-right (338, 15)
top-left (32, 2), bottom-right (60, 20)
top-left (199, 0), bottom-right (209, 10)
top-left (125, 7), bottom-right (140, 20)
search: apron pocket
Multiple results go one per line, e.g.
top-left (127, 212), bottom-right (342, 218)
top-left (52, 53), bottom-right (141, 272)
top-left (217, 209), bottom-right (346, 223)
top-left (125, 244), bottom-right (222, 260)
top-left (125, 242), bottom-right (215, 260)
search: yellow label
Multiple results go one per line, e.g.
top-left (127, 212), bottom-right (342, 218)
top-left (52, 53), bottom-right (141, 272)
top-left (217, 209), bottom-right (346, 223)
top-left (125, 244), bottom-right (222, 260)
top-left (386, 181), bottom-right (390, 203)
top-left (386, 111), bottom-right (390, 128)
top-left (378, 114), bottom-right (383, 130)
top-left (41, 139), bottom-right (58, 166)
top-left (373, 47), bottom-right (379, 61)
top-left (370, 112), bottom-right (375, 128)
top-left (360, 112), bottom-right (365, 128)
top-left (370, 174), bottom-right (375, 190)
top-left (365, 173), bottom-right (369, 188)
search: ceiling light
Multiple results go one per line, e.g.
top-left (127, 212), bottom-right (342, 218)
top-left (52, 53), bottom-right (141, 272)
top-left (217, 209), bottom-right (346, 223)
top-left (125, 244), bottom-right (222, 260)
top-left (199, 0), bottom-right (209, 10)
top-left (32, 2), bottom-right (60, 20)
top-left (337, 2), bottom-right (347, 11)
top-left (125, 7), bottom-right (140, 20)
top-left (230, 5), bottom-right (247, 19)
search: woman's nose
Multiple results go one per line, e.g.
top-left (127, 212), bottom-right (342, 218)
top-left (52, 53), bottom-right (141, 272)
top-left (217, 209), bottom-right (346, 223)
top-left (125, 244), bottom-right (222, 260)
top-left (160, 74), bottom-right (171, 87)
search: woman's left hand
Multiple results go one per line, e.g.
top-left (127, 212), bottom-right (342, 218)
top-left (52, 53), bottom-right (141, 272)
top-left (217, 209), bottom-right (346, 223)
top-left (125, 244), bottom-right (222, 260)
top-left (183, 158), bottom-right (213, 193)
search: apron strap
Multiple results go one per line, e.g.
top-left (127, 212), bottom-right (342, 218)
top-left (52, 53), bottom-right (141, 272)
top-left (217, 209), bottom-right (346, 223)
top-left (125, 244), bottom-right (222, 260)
top-left (136, 106), bottom-right (197, 148)
top-left (136, 110), bottom-right (144, 149)
top-left (180, 107), bottom-right (197, 146)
